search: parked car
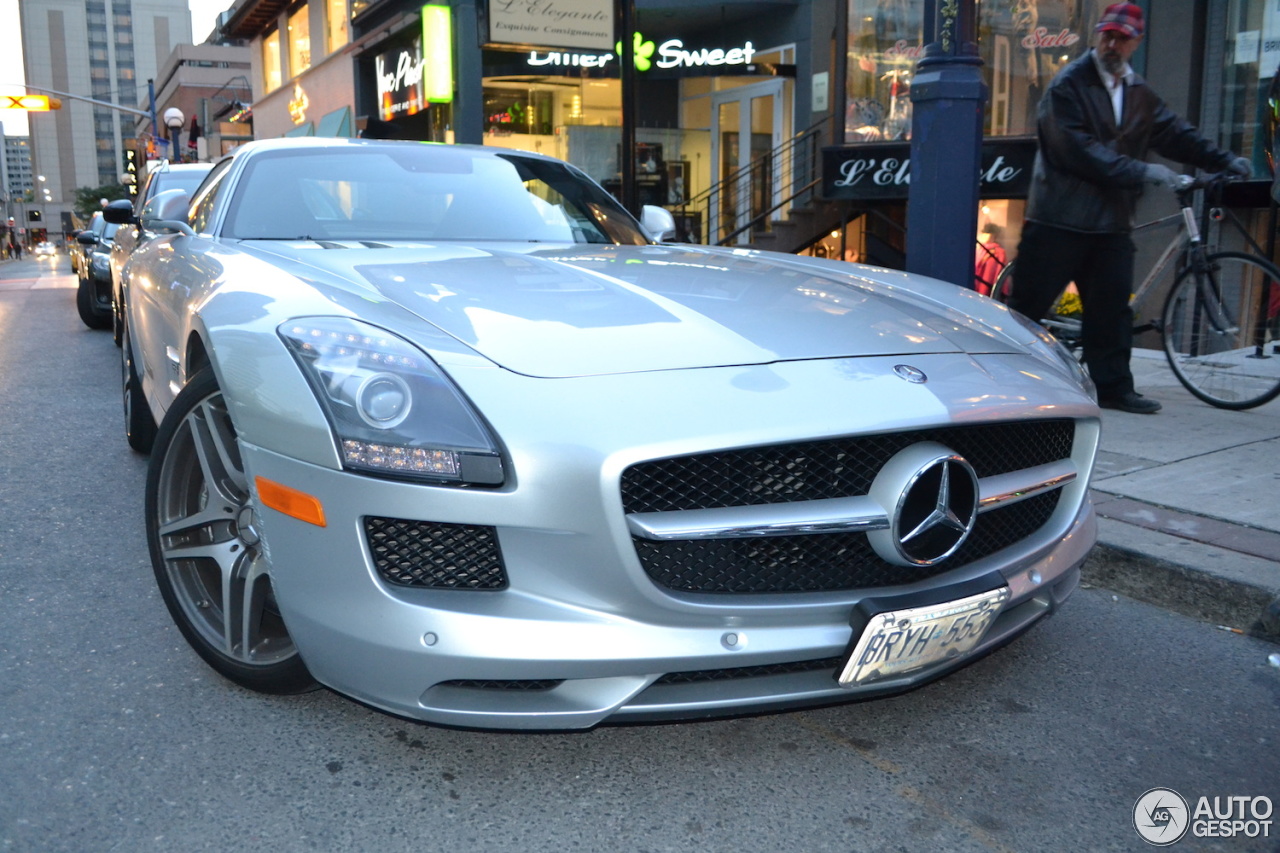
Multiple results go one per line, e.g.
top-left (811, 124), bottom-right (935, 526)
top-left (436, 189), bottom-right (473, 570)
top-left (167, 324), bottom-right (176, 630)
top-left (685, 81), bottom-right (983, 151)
top-left (70, 213), bottom-right (101, 280)
top-left (107, 161), bottom-right (214, 345)
top-left (107, 138), bottom-right (1100, 730)
top-left (75, 212), bottom-right (120, 329)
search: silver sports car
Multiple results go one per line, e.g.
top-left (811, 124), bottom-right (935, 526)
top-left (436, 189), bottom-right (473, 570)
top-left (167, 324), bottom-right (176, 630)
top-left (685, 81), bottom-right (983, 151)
top-left (108, 137), bottom-right (1099, 730)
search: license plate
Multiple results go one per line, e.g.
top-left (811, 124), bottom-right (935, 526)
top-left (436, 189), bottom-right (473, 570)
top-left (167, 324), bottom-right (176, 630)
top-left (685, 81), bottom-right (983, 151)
top-left (837, 587), bottom-right (1010, 686)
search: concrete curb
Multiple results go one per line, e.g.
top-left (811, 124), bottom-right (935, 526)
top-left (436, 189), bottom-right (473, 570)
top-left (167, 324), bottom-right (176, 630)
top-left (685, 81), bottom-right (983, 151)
top-left (1084, 533), bottom-right (1280, 641)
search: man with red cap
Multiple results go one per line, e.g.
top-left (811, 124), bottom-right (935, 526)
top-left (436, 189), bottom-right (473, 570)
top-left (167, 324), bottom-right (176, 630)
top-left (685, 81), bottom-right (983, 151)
top-left (1008, 2), bottom-right (1252, 414)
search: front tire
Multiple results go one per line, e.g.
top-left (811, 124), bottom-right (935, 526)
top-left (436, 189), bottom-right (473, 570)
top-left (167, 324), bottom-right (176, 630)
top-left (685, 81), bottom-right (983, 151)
top-left (121, 320), bottom-right (158, 453)
top-left (76, 277), bottom-right (111, 329)
top-left (1161, 251), bottom-right (1280, 410)
top-left (146, 367), bottom-right (316, 694)
top-left (111, 285), bottom-right (124, 347)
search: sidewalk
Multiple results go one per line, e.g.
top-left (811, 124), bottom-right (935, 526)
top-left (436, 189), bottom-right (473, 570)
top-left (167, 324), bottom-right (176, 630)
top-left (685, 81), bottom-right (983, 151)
top-left (1083, 348), bottom-right (1280, 640)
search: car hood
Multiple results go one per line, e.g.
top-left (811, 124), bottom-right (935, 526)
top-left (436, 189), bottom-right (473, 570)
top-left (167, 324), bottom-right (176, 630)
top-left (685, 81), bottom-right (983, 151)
top-left (247, 241), bottom-right (1021, 378)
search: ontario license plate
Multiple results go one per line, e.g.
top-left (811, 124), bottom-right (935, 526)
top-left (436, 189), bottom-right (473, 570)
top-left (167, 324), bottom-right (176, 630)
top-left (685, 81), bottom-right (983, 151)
top-left (837, 587), bottom-right (1010, 686)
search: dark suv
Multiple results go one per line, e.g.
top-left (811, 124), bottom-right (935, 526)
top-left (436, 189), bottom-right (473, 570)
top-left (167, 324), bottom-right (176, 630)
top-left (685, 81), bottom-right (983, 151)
top-left (75, 212), bottom-right (120, 329)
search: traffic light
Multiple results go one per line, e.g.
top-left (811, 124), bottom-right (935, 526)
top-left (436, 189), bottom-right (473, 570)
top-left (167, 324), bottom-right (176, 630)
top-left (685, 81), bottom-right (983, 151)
top-left (1, 95), bottom-right (62, 111)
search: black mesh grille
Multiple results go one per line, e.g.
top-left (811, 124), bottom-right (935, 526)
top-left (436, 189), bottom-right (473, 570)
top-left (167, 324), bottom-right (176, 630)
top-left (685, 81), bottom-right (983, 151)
top-left (655, 657), bottom-right (844, 685)
top-left (620, 420), bottom-right (1074, 514)
top-left (634, 490), bottom-right (1061, 594)
top-left (365, 517), bottom-right (507, 589)
top-left (437, 680), bottom-right (562, 691)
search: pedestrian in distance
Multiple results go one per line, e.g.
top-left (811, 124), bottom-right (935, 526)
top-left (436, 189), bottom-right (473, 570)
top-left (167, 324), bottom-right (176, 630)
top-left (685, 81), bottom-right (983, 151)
top-left (1008, 2), bottom-right (1252, 414)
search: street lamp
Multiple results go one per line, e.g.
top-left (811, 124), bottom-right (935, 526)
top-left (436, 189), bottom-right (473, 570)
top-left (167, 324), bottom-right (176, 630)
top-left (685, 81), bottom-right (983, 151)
top-left (164, 107), bottom-right (184, 160)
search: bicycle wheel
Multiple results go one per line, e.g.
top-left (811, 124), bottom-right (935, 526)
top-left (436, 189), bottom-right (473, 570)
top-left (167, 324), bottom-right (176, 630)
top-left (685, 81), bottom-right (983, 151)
top-left (1161, 251), bottom-right (1280, 410)
top-left (992, 259), bottom-right (1085, 354)
top-left (992, 258), bottom-right (1016, 305)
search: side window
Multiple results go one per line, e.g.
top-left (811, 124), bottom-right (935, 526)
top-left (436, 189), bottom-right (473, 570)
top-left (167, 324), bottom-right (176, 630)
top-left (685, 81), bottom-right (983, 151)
top-left (190, 161), bottom-right (233, 234)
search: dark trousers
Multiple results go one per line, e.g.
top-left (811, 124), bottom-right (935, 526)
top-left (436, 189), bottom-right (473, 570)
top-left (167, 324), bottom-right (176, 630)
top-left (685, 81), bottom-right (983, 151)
top-left (1009, 222), bottom-right (1137, 398)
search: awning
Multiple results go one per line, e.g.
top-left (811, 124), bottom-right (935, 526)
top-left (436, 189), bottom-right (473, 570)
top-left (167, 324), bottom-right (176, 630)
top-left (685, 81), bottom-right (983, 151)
top-left (316, 106), bottom-right (353, 138)
top-left (284, 122), bottom-right (315, 137)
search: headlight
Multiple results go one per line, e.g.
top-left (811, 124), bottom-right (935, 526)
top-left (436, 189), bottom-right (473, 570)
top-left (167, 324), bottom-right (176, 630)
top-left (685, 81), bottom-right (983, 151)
top-left (91, 252), bottom-right (110, 272)
top-left (1010, 310), bottom-right (1096, 400)
top-left (280, 318), bottom-right (504, 485)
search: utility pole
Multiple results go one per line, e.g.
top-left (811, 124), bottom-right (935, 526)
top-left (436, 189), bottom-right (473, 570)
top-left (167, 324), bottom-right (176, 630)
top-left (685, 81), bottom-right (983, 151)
top-left (905, 0), bottom-right (986, 288)
top-left (617, 0), bottom-right (637, 216)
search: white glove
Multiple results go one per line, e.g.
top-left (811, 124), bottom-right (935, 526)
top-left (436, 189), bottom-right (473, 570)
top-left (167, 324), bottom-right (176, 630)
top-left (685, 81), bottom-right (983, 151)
top-left (1226, 156), bottom-right (1252, 178)
top-left (1143, 162), bottom-right (1185, 191)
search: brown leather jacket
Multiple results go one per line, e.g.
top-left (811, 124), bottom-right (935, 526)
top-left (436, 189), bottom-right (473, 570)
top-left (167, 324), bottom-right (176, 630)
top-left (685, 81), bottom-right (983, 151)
top-left (1026, 50), bottom-right (1236, 234)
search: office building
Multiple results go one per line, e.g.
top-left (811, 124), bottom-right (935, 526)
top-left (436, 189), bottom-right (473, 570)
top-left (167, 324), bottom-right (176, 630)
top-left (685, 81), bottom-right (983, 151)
top-left (19, 0), bottom-right (193, 223)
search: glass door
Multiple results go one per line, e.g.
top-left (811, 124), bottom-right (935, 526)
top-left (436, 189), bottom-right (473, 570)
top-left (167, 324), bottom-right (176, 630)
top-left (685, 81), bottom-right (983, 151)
top-left (709, 79), bottom-right (785, 244)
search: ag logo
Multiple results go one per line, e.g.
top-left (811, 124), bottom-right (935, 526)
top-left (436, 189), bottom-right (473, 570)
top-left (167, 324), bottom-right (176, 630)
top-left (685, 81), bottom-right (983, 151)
top-left (1134, 788), bottom-right (1190, 845)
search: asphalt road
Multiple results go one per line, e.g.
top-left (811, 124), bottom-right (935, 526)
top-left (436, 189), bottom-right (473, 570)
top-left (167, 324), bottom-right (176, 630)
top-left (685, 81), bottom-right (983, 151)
top-left (1, 254), bottom-right (1278, 853)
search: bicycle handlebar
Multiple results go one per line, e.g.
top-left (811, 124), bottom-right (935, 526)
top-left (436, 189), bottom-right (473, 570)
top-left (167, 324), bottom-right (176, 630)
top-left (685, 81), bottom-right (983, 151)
top-left (1179, 172), bottom-right (1244, 194)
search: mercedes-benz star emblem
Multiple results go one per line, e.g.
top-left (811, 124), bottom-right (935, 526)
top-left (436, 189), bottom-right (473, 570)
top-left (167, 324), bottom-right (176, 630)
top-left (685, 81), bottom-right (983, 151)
top-left (893, 364), bottom-right (927, 384)
top-left (896, 456), bottom-right (978, 564)
top-left (867, 443), bottom-right (979, 567)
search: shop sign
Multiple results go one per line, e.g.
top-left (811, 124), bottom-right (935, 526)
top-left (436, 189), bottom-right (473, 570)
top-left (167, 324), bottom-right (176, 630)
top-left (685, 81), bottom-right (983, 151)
top-left (822, 140), bottom-right (1036, 200)
top-left (376, 40), bottom-right (425, 120)
top-left (487, 0), bottom-right (612, 51)
top-left (1020, 28), bottom-right (1080, 49)
top-left (526, 36), bottom-right (757, 72)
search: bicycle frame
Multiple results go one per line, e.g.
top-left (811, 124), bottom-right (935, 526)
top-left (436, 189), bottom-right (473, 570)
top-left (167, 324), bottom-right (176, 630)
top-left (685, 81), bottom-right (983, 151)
top-left (1126, 209), bottom-right (1193, 320)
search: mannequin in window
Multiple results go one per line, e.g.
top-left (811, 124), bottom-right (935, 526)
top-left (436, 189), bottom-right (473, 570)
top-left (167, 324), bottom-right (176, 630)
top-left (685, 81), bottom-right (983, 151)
top-left (974, 223), bottom-right (1005, 296)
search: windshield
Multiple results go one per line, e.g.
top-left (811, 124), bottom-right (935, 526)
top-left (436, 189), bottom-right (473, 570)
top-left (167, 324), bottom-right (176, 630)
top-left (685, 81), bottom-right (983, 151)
top-left (223, 144), bottom-right (648, 245)
top-left (150, 169), bottom-right (209, 200)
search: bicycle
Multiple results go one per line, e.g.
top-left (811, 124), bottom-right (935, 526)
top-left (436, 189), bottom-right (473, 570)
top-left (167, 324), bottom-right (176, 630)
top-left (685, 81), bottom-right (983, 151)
top-left (994, 174), bottom-right (1280, 410)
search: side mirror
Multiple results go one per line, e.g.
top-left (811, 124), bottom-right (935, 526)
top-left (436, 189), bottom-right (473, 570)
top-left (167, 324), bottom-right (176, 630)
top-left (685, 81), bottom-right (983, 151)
top-left (103, 198), bottom-right (137, 225)
top-left (640, 204), bottom-right (676, 242)
top-left (76, 231), bottom-right (97, 246)
top-left (139, 189), bottom-right (195, 236)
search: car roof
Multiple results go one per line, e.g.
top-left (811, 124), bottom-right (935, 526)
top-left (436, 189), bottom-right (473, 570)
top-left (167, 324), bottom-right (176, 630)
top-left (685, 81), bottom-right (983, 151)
top-left (220, 136), bottom-right (570, 169)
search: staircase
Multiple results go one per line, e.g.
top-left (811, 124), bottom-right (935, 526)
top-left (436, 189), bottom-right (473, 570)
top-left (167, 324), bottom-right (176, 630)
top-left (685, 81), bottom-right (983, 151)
top-left (667, 118), bottom-right (844, 255)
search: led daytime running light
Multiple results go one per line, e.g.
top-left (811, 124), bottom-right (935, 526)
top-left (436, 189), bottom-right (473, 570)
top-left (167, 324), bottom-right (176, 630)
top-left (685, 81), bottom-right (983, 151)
top-left (286, 324), bottom-right (423, 369)
top-left (342, 440), bottom-right (460, 476)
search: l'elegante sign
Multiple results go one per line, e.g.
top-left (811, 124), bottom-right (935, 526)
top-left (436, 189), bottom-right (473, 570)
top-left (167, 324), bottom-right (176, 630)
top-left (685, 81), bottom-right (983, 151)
top-left (822, 139), bottom-right (1036, 200)
top-left (487, 0), bottom-right (613, 52)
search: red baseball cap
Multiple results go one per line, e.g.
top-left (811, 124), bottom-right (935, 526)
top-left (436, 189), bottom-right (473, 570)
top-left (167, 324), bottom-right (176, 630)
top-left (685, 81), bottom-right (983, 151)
top-left (1096, 3), bottom-right (1144, 39)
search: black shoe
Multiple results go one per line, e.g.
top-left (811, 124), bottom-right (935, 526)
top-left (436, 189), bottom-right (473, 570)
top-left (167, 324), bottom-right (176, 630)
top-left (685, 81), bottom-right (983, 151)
top-left (1098, 391), bottom-right (1162, 414)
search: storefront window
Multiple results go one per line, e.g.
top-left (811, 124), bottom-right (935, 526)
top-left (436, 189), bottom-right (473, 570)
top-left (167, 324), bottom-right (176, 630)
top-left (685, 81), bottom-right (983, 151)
top-left (845, 0), bottom-right (922, 141)
top-left (978, 0), bottom-right (1097, 136)
top-left (263, 28), bottom-right (283, 92)
top-left (326, 0), bottom-right (348, 53)
top-left (845, 1), bottom-right (1100, 141)
top-left (289, 4), bottom-right (312, 77)
top-left (1223, 0), bottom-right (1275, 176)
top-left (483, 88), bottom-right (555, 136)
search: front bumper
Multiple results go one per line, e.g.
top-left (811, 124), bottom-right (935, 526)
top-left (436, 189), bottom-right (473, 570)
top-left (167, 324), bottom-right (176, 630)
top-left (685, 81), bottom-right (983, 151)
top-left (238, 352), bottom-right (1099, 730)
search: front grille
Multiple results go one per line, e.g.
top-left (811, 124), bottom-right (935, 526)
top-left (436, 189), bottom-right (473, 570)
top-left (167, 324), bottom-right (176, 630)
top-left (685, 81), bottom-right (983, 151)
top-left (364, 517), bottom-right (507, 589)
top-left (634, 490), bottom-right (1060, 593)
top-left (624, 420), bottom-right (1073, 595)
top-left (621, 420), bottom-right (1074, 514)
top-left (655, 656), bottom-right (844, 685)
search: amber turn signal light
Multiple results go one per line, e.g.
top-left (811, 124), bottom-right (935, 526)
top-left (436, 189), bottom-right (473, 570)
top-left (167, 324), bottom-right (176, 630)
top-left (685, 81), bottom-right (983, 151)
top-left (255, 476), bottom-right (327, 527)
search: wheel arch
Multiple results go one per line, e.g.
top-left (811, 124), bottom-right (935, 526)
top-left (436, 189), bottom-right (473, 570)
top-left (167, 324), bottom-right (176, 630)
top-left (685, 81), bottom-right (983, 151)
top-left (185, 303), bottom-right (342, 471)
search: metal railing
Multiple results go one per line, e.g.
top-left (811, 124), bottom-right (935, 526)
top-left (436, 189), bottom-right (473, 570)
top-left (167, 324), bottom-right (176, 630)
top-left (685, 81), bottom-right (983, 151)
top-left (668, 116), bottom-right (831, 246)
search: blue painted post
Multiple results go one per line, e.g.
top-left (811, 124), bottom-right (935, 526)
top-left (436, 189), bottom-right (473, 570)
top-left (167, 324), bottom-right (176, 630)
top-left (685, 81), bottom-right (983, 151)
top-left (905, 0), bottom-right (986, 288)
